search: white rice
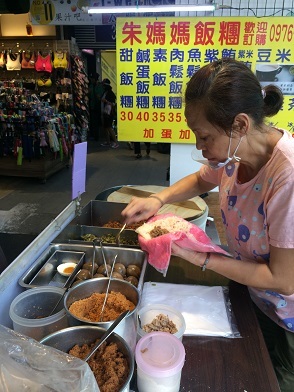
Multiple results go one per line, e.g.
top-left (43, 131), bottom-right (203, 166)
top-left (136, 216), bottom-right (191, 240)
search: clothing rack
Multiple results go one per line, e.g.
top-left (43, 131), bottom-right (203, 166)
top-left (0, 39), bottom-right (87, 182)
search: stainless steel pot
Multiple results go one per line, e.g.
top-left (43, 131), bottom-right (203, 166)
top-left (64, 278), bottom-right (140, 353)
top-left (40, 325), bottom-right (134, 392)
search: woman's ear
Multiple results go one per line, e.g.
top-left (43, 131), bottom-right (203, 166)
top-left (232, 113), bottom-right (250, 136)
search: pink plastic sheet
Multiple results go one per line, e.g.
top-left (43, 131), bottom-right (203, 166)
top-left (137, 213), bottom-right (229, 276)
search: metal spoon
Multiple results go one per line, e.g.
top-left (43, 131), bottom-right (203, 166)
top-left (47, 263), bottom-right (80, 317)
top-left (138, 313), bottom-right (143, 329)
top-left (115, 222), bottom-right (126, 247)
top-left (99, 254), bottom-right (118, 321)
top-left (84, 310), bottom-right (129, 362)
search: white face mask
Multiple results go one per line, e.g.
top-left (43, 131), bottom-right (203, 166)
top-left (191, 131), bottom-right (244, 170)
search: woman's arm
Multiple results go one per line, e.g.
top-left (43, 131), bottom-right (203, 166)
top-left (171, 244), bottom-right (294, 295)
top-left (121, 171), bottom-right (216, 224)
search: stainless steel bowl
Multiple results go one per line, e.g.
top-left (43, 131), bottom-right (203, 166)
top-left (64, 278), bottom-right (140, 352)
top-left (40, 325), bottom-right (134, 392)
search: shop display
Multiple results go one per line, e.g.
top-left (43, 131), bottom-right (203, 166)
top-left (0, 91), bottom-right (74, 181)
top-left (0, 41), bottom-right (89, 180)
top-left (35, 51), bottom-right (53, 73)
top-left (53, 50), bottom-right (69, 69)
top-left (70, 54), bottom-right (89, 142)
top-left (21, 50), bottom-right (35, 69)
top-left (6, 51), bottom-right (21, 71)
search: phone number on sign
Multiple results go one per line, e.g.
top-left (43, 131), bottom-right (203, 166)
top-left (269, 24), bottom-right (294, 42)
top-left (120, 111), bottom-right (184, 122)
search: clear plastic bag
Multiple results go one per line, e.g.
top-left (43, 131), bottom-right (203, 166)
top-left (140, 282), bottom-right (241, 338)
top-left (0, 325), bottom-right (100, 392)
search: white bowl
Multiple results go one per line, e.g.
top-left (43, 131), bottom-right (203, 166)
top-left (57, 262), bottom-right (77, 277)
top-left (137, 304), bottom-right (186, 341)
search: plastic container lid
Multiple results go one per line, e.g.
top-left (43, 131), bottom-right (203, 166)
top-left (135, 331), bottom-right (185, 378)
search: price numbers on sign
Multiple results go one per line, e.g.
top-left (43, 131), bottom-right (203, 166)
top-left (120, 111), bottom-right (184, 123)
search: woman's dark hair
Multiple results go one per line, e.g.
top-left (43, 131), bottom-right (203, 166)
top-left (185, 58), bottom-right (284, 134)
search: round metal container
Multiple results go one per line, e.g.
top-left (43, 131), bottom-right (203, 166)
top-left (40, 325), bottom-right (134, 392)
top-left (9, 286), bottom-right (68, 341)
top-left (64, 278), bottom-right (140, 353)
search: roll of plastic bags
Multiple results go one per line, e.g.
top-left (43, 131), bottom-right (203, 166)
top-left (0, 325), bottom-right (100, 392)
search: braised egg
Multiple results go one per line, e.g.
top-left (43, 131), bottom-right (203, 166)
top-left (57, 262), bottom-right (77, 277)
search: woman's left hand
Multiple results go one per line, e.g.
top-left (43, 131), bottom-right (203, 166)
top-left (171, 243), bottom-right (207, 268)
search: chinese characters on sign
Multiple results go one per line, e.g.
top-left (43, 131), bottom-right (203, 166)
top-left (29, 0), bottom-right (175, 26)
top-left (116, 17), bottom-right (294, 143)
top-left (30, 0), bottom-right (103, 25)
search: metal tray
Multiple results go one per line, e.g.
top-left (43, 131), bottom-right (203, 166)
top-left (52, 225), bottom-right (139, 248)
top-left (18, 243), bottom-right (147, 291)
top-left (69, 200), bottom-right (128, 227)
top-left (18, 248), bottom-right (85, 289)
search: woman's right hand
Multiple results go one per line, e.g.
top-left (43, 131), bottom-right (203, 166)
top-left (121, 196), bottom-right (162, 224)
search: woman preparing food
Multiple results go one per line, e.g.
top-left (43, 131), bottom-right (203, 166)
top-left (122, 58), bottom-right (294, 391)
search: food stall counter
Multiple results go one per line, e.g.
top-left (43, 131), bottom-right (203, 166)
top-left (0, 198), bottom-right (280, 392)
top-left (136, 257), bottom-right (280, 392)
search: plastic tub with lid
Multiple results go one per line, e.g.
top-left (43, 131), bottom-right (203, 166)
top-left (9, 286), bottom-right (68, 340)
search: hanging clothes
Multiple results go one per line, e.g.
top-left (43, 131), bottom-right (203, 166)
top-left (47, 121), bottom-right (60, 152)
top-left (6, 53), bottom-right (21, 71)
top-left (37, 75), bottom-right (52, 87)
top-left (53, 51), bottom-right (68, 69)
top-left (0, 52), bottom-right (6, 68)
top-left (35, 52), bottom-right (53, 73)
top-left (21, 51), bottom-right (36, 69)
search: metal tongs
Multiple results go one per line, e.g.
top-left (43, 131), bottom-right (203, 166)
top-left (99, 254), bottom-right (118, 321)
top-left (84, 310), bottom-right (129, 362)
top-left (115, 222), bottom-right (126, 247)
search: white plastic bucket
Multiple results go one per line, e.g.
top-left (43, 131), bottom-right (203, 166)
top-left (190, 205), bottom-right (209, 231)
